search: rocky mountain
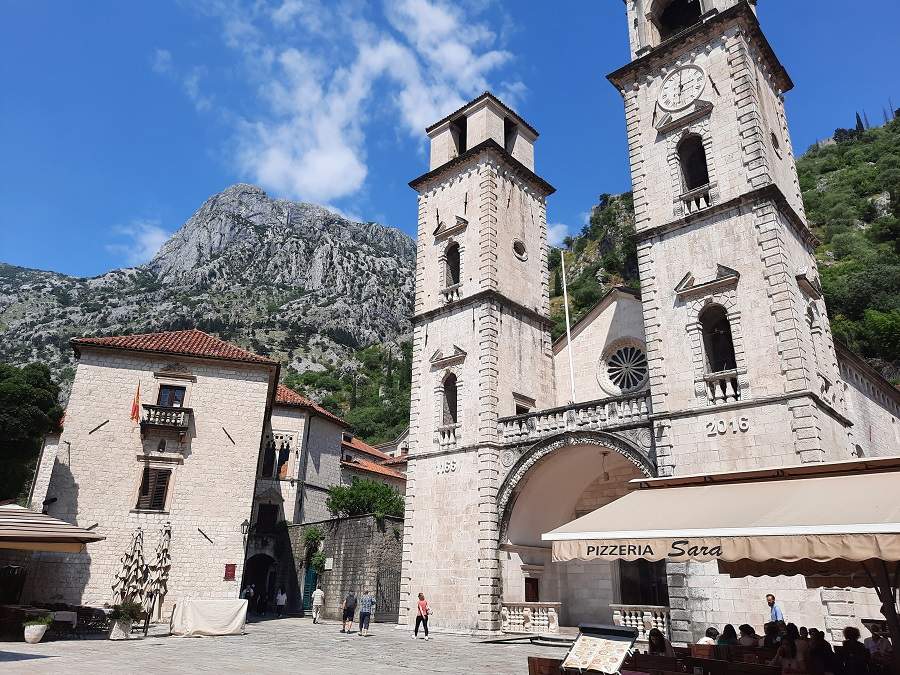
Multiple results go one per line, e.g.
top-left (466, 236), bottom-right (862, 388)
top-left (0, 184), bottom-right (416, 393)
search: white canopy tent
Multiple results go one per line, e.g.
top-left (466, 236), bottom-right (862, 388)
top-left (542, 457), bottom-right (900, 671)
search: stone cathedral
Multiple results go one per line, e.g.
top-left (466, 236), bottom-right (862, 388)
top-left (399, 0), bottom-right (900, 640)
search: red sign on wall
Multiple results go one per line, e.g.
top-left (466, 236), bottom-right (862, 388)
top-left (224, 563), bottom-right (236, 581)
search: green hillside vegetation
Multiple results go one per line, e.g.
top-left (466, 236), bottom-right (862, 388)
top-left (283, 342), bottom-right (412, 445)
top-left (798, 116), bottom-right (900, 376)
top-left (550, 115), bottom-right (900, 381)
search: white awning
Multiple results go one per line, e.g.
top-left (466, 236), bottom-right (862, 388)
top-left (0, 504), bottom-right (105, 553)
top-left (543, 458), bottom-right (900, 565)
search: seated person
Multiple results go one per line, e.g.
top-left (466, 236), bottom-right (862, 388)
top-left (772, 637), bottom-right (806, 674)
top-left (807, 629), bottom-right (835, 675)
top-left (647, 627), bottom-right (676, 658)
top-left (762, 621), bottom-right (783, 648)
top-left (697, 626), bottom-right (719, 645)
top-left (717, 623), bottom-right (738, 646)
top-left (840, 626), bottom-right (871, 675)
top-left (863, 624), bottom-right (893, 666)
top-left (739, 623), bottom-right (761, 647)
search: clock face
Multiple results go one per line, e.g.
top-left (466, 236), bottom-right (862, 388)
top-left (658, 65), bottom-right (706, 112)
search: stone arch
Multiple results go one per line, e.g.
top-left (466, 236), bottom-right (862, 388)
top-left (497, 430), bottom-right (656, 546)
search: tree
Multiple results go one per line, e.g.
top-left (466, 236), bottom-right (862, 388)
top-left (0, 363), bottom-right (63, 501)
top-left (326, 479), bottom-right (404, 519)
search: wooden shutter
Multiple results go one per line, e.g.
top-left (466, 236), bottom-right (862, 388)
top-left (136, 467), bottom-right (171, 511)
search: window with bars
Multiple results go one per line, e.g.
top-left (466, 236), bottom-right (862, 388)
top-left (135, 467), bottom-right (171, 511)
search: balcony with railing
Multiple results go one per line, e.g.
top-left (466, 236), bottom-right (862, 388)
top-left (441, 283), bottom-right (462, 304)
top-left (611, 604), bottom-right (671, 642)
top-left (677, 182), bottom-right (717, 216)
top-left (704, 369), bottom-right (741, 405)
top-left (497, 392), bottom-right (651, 446)
top-left (436, 423), bottom-right (460, 449)
top-left (500, 602), bottom-right (561, 635)
top-left (141, 404), bottom-right (192, 436)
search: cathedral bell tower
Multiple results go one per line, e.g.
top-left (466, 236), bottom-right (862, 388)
top-left (609, 0), bottom-right (852, 477)
top-left (400, 93), bottom-right (556, 631)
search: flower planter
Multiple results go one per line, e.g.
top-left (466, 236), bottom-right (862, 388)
top-left (109, 618), bottom-right (133, 640)
top-left (24, 624), bottom-right (48, 644)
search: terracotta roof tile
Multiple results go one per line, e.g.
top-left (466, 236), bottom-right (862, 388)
top-left (341, 457), bottom-right (406, 481)
top-left (381, 455), bottom-right (408, 466)
top-left (71, 329), bottom-right (277, 365)
top-left (275, 384), bottom-right (349, 427)
top-left (342, 435), bottom-right (391, 461)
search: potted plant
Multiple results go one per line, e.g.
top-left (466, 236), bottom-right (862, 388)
top-left (108, 601), bottom-right (144, 640)
top-left (23, 615), bottom-right (52, 644)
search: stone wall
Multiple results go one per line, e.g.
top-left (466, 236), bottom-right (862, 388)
top-left (23, 348), bottom-right (273, 615)
top-left (288, 514), bottom-right (403, 623)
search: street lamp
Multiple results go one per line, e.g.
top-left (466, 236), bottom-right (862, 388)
top-left (241, 519), bottom-right (251, 536)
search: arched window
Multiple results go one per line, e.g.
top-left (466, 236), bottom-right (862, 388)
top-left (699, 305), bottom-right (737, 373)
top-left (655, 0), bottom-right (703, 42)
top-left (442, 374), bottom-right (458, 425)
top-left (678, 134), bottom-right (710, 192)
top-left (445, 242), bottom-right (461, 287)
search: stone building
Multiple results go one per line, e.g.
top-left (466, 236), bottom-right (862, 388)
top-left (14, 328), bottom-right (405, 617)
top-left (399, 0), bottom-right (900, 640)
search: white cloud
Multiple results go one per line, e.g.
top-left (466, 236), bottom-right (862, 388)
top-left (106, 221), bottom-right (172, 266)
top-left (547, 223), bottom-right (570, 248)
top-left (152, 48), bottom-right (172, 74)
top-left (150, 48), bottom-right (214, 112)
top-left (179, 0), bottom-right (521, 204)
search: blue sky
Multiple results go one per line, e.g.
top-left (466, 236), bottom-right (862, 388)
top-left (2, 1), bottom-right (899, 277)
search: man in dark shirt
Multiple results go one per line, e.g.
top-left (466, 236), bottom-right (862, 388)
top-left (341, 590), bottom-right (357, 633)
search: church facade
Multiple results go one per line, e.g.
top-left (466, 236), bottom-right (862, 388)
top-left (399, 0), bottom-right (900, 641)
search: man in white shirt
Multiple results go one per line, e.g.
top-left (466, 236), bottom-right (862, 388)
top-left (275, 587), bottom-right (288, 617)
top-left (311, 586), bottom-right (325, 624)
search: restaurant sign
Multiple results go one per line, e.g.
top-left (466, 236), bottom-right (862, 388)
top-left (555, 538), bottom-right (728, 563)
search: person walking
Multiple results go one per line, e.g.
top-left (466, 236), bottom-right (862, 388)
top-left (311, 585), bottom-right (325, 624)
top-left (341, 590), bottom-right (357, 633)
top-left (275, 587), bottom-right (287, 617)
top-left (767, 594), bottom-right (785, 624)
top-left (358, 590), bottom-right (376, 637)
top-left (413, 592), bottom-right (430, 640)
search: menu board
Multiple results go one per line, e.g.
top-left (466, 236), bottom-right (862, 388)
top-left (561, 633), bottom-right (633, 673)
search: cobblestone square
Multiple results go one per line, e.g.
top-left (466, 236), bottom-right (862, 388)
top-left (0, 618), bottom-right (566, 674)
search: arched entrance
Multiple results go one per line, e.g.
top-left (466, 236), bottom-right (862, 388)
top-left (498, 433), bottom-right (666, 627)
top-left (244, 553), bottom-right (276, 612)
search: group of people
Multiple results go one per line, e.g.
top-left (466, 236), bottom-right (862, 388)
top-left (645, 593), bottom-right (894, 674)
top-left (239, 583), bottom-right (288, 617)
top-left (239, 583), bottom-right (432, 640)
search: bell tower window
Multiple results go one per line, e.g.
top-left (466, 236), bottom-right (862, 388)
top-left (699, 305), bottom-right (737, 373)
top-left (678, 134), bottom-right (710, 192)
top-left (654, 0), bottom-right (703, 43)
top-left (442, 374), bottom-right (458, 425)
top-left (450, 115), bottom-right (467, 156)
top-left (444, 242), bottom-right (461, 287)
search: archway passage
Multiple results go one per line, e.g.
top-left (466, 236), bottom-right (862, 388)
top-left (244, 553), bottom-right (276, 613)
top-left (500, 443), bottom-right (667, 628)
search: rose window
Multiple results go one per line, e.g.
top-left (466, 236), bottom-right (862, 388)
top-left (598, 342), bottom-right (649, 395)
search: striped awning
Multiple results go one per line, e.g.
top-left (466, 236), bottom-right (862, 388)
top-left (0, 504), bottom-right (105, 553)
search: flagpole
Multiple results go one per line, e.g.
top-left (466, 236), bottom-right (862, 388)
top-left (560, 248), bottom-right (577, 405)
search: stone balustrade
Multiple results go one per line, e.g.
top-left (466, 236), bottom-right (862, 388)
top-left (704, 369), bottom-right (741, 405)
top-left (141, 404), bottom-right (192, 433)
top-left (678, 182), bottom-right (715, 215)
top-left (436, 423), bottom-right (460, 449)
top-left (500, 602), bottom-right (561, 634)
top-left (441, 283), bottom-right (461, 304)
top-left (611, 604), bottom-right (671, 642)
top-left (497, 392), bottom-right (651, 445)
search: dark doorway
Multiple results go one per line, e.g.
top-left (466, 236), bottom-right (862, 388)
top-left (244, 553), bottom-right (276, 613)
top-left (525, 578), bottom-right (540, 602)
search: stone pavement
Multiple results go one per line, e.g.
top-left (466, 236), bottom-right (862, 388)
top-left (0, 617), bottom-right (568, 674)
